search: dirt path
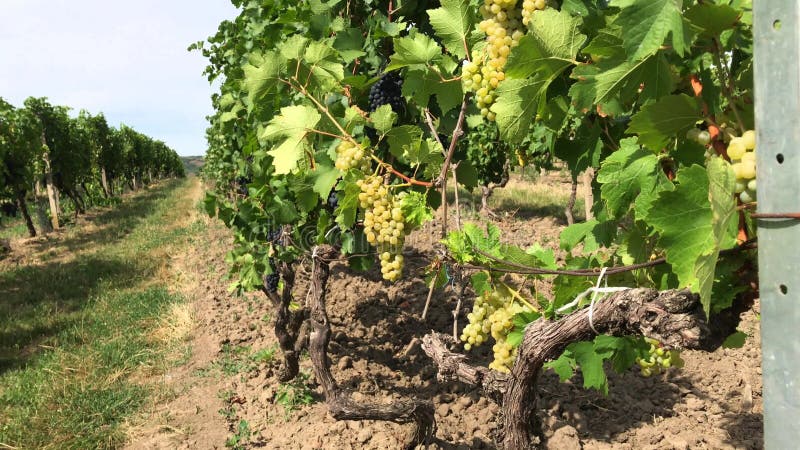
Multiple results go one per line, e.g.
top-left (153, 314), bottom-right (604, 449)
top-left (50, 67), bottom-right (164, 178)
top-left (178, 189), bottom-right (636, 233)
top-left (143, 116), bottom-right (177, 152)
top-left (125, 176), bottom-right (763, 450)
top-left (124, 177), bottom-right (232, 450)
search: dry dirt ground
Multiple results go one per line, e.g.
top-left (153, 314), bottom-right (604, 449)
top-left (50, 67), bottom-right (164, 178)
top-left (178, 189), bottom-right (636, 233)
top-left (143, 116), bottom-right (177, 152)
top-left (126, 176), bottom-right (763, 450)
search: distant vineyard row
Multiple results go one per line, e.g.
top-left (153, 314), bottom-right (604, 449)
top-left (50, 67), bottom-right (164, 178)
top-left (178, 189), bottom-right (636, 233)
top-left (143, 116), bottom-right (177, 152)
top-left (0, 96), bottom-right (185, 236)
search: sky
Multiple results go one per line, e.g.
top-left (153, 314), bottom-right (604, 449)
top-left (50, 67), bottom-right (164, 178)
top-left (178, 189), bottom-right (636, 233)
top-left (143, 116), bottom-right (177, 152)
top-left (0, 0), bottom-right (239, 156)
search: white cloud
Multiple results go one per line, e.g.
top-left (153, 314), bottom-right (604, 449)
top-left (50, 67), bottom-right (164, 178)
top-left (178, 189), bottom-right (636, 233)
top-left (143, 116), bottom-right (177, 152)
top-left (0, 0), bottom-right (238, 156)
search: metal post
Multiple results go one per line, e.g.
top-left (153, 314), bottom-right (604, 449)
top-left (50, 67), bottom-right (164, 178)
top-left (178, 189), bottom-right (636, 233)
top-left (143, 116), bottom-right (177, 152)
top-left (754, 2), bottom-right (800, 448)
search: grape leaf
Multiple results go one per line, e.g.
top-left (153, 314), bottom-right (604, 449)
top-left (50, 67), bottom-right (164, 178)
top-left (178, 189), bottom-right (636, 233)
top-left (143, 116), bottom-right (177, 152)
top-left (278, 35), bottom-right (309, 60)
top-left (722, 331), bottom-right (747, 349)
top-left (299, 41), bottom-right (345, 92)
top-left (505, 9), bottom-right (586, 80)
top-left (402, 67), bottom-right (463, 114)
top-left (610, 0), bottom-right (689, 60)
top-left (553, 123), bottom-right (603, 179)
top-left (560, 222), bottom-right (594, 252)
top-left (311, 161), bottom-right (340, 200)
top-left (694, 157), bottom-right (737, 315)
top-left (596, 138), bottom-right (672, 220)
top-left (594, 335), bottom-right (640, 374)
top-left (544, 352), bottom-right (576, 382)
top-left (507, 311), bottom-right (541, 347)
top-left (627, 94), bottom-right (701, 150)
top-left (370, 105), bottom-right (396, 135)
top-left (685, 3), bottom-right (740, 37)
top-left (335, 172), bottom-right (362, 228)
top-left (260, 105), bottom-right (321, 174)
top-left (582, 31), bottom-right (625, 60)
top-left (386, 125), bottom-right (423, 160)
top-left (333, 28), bottom-right (366, 62)
top-left (491, 78), bottom-right (548, 143)
top-left (427, 0), bottom-right (474, 59)
top-left (242, 51), bottom-right (284, 107)
top-left (470, 271), bottom-right (492, 296)
top-left (386, 32), bottom-right (442, 70)
top-left (570, 53), bottom-right (674, 114)
top-left (569, 341), bottom-right (612, 394)
top-left (400, 191), bottom-right (433, 230)
top-left (646, 161), bottom-right (736, 314)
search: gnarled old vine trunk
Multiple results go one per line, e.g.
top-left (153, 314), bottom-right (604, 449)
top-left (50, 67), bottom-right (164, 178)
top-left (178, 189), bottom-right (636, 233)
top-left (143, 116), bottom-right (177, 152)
top-left (261, 261), bottom-right (307, 382)
top-left (423, 288), bottom-right (748, 450)
top-left (306, 245), bottom-right (435, 449)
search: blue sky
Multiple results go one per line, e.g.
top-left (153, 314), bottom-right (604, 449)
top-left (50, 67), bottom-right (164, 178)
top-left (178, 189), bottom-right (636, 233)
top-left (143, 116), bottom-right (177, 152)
top-left (0, 0), bottom-right (239, 156)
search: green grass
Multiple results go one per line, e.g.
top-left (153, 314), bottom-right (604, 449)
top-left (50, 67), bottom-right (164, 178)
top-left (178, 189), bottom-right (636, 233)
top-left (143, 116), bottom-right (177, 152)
top-left (0, 178), bottom-right (200, 449)
top-left (275, 371), bottom-right (316, 418)
top-left (0, 217), bottom-right (28, 240)
top-left (447, 177), bottom-right (587, 222)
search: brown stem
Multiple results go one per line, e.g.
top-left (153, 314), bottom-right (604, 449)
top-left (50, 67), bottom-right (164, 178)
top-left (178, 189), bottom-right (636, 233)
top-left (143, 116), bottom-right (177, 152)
top-left (565, 178), bottom-right (577, 225)
top-left (480, 160), bottom-right (510, 217)
top-left (469, 239), bottom-right (757, 277)
top-left (308, 246), bottom-right (435, 448)
top-left (437, 99), bottom-right (470, 239)
top-left (451, 162), bottom-right (462, 230)
top-left (261, 262), bottom-right (306, 382)
top-left (16, 191), bottom-right (37, 237)
top-left (422, 288), bottom-right (748, 449)
top-left (711, 38), bottom-right (746, 133)
top-left (421, 272), bottom-right (438, 321)
top-left (421, 332), bottom-right (509, 403)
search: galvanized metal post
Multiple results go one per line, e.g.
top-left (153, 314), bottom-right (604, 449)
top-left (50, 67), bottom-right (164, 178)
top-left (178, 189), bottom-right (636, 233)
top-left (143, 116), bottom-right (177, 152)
top-left (754, 1), bottom-right (800, 448)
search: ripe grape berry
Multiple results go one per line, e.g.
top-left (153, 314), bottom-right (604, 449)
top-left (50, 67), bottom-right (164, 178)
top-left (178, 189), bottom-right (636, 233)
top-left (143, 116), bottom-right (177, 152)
top-left (264, 272), bottom-right (280, 293)
top-left (264, 257), bottom-right (280, 293)
top-left (368, 72), bottom-right (404, 113)
top-left (267, 228), bottom-right (281, 243)
top-left (235, 176), bottom-right (250, 196)
top-left (327, 189), bottom-right (339, 210)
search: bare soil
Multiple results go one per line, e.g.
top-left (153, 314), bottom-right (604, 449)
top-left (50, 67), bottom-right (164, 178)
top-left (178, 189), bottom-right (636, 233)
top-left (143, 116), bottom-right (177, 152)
top-left (126, 175), bottom-right (763, 450)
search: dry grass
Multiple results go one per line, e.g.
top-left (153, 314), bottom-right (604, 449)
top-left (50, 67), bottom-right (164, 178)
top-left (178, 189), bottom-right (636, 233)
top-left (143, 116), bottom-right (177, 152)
top-left (150, 302), bottom-right (195, 346)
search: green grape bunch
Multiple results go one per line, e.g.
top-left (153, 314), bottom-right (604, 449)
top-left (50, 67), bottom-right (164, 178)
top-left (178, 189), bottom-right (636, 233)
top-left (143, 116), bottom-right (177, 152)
top-left (335, 140), bottom-right (371, 172)
top-left (636, 337), bottom-right (684, 377)
top-left (460, 288), bottom-right (533, 373)
top-left (729, 130), bottom-right (757, 204)
top-left (462, 0), bottom-right (546, 121)
top-left (357, 175), bottom-right (409, 281)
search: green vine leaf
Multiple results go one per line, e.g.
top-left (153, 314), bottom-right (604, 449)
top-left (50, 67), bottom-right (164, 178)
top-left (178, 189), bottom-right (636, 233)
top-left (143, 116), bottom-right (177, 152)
top-left (402, 67), bottom-right (463, 114)
top-left (570, 53), bottom-right (674, 115)
top-left (242, 51), bottom-right (285, 107)
top-left (386, 32), bottom-right (442, 71)
top-left (491, 79), bottom-right (548, 143)
top-left (610, 0), bottom-right (689, 60)
top-left (685, 3), bottom-right (741, 37)
top-left (370, 105), bottom-right (396, 135)
top-left (505, 9), bottom-right (586, 80)
top-left (261, 105), bottom-right (321, 174)
top-left (427, 0), bottom-right (475, 59)
top-left (311, 161), bottom-right (340, 200)
top-left (401, 191), bottom-right (433, 230)
top-left (646, 161), bottom-right (737, 314)
top-left (597, 138), bottom-right (672, 220)
top-left (627, 94), bottom-right (702, 150)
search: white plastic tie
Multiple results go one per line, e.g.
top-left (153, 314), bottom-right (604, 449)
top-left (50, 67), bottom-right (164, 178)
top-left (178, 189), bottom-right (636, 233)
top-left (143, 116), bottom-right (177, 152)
top-left (587, 267), bottom-right (608, 334)
top-left (555, 267), bottom-right (629, 334)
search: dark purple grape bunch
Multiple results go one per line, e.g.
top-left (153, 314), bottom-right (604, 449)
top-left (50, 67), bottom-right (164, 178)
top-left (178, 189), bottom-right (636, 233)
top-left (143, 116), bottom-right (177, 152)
top-left (267, 228), bottom-right (281, 243)
top-left (264, 259), bottom-right (280, 294)
top-left (235, 176), bottom-right (250, 196)
top-left (368, 71), bottom-right (405, 113)
top-left (326, 189), bottom-right (339, 211)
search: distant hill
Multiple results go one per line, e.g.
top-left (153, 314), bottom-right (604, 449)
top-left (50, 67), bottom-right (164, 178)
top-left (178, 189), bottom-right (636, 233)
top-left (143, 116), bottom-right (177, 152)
top-left (181, 156), bottom-right (204, 175)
